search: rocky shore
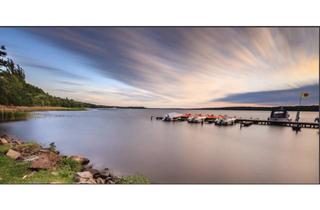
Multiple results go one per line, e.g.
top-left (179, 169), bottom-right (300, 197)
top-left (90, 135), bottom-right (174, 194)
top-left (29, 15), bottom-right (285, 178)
top-left (0, 134), bottom-right (149, 184)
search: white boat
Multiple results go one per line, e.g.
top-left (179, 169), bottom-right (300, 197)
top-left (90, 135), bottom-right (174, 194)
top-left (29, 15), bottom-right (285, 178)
top-left (221, 117), bottom-right (236, 125)
top-left (268, 108), bottom-right (291, 124)
top-left (187, 115), bottom-right (206, 123)
top-left (162, 112), bottom-right (182, 121)
top-left (215, 117), bottom-right (236, 126)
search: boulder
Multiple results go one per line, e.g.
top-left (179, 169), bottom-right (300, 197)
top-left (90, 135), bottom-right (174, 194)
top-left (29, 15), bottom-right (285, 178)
top-left (30, 151), bottom-right (60, 170)
top-left (12, 140), bottom-right (22, 145)
top-left (75, 171), bottom-right (96, 184)
top-left (6, 149), bottom-right (21, 160)
top-left (0, 138), bottom-right (9, 145)
top-left (95, 177), bottom-right (105, 184)
top-left (75, 171), bottom-right (93, 179)
top-left (77, 178), bottom-right (96, 184)
top-left (23, 155), bottom-right (40, 162)
top-left (107, 180), bottom-right (115, 184)
top-left (84, 168), bottom-right (101, 178)
top-left (69, 155), bottom-right (90, 165)
top-left (0, 135), bottom-right (10, 142)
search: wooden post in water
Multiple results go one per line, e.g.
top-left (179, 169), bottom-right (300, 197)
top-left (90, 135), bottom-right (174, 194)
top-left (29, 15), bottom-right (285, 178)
top-left (293, 92), bottom-right (309, 133)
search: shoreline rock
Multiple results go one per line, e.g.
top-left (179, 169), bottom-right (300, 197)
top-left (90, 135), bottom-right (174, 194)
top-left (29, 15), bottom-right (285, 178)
top-left (0, 134), bottom-right (123, 184)
top-left (30, 151), bottom-right (60, 170)
top-left (75, 171), bottom-right (96, 184)
top-left (69, 155), bottom-right (90, 165)
top-left (6, 149), bottom-right (21, 160)
top-left (0, 137), bottom-right (9, 144)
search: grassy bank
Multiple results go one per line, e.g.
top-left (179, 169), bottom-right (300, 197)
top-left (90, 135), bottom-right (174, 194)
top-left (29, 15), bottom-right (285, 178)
top-left (0, 106), bottom-right (86, 122)
top-left (0, 153), bottom-right (82, 184)
top-left (0, 137), bottom-right (150, 184)
top-left (0, 142), bottom-right (82, 183)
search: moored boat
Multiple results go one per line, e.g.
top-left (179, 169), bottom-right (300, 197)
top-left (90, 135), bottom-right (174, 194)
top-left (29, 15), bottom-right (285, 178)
top-left (187, 114), bottom-right (206, 123)
top-left (215, 116), bottom-right (236, 126)
top-left (177, 113), bottom-right (193, 121)
top-left (162, 112), bottom-right (182, 121)
top-left (204, 114), bottom-right (220, 123)
top-left (268, 108), bottom-right (291, 125)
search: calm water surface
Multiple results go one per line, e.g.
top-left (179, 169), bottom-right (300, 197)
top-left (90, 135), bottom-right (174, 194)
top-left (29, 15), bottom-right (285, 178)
top-left (0, 109), bottom-right (318, 183)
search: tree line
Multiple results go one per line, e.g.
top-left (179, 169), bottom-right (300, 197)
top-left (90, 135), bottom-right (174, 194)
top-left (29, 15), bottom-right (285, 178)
top-left (0, 45), bottom-right (101, 108)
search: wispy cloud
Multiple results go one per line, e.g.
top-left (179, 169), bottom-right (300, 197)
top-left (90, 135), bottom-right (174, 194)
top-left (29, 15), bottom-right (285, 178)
top-left (6, 27), bottom-right (319, 107)
top-left (23, 62), bottom-right (87, 80)
top-left (56, 80), bottom-right (83, 86)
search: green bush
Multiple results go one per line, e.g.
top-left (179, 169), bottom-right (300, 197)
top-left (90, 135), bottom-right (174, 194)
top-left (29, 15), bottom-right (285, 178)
top-left (58, 157), bottom-right (82, 173)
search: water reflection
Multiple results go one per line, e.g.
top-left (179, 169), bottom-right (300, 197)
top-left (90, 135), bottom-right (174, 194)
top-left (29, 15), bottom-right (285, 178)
top-left (0, 109), bottom-right (318, 183)
top-left (0, 111), bottom-right (29, 122)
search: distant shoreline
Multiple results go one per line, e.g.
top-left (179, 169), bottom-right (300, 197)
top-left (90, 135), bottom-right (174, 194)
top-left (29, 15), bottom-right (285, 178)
top-left (145, 105), bottom-right (319, 112)
top-left (1, 105), bottom-right (319, 112)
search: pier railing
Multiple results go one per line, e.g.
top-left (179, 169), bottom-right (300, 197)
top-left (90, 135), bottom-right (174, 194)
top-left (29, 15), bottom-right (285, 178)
top-left (235, 119), bottom-right (319, 129)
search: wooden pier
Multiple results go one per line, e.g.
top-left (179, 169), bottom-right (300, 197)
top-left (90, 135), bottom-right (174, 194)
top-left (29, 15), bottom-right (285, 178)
top-left (235, 119), bottom-right (319, 129)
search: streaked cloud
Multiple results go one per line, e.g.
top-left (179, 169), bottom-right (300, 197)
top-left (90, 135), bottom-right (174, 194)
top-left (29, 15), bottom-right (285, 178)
top-left (23, 61), bottom-right (88, 80)
top-left (56, 80), bottom-right (83, 86)
top-left (1, 27), bottom-right (318, 107)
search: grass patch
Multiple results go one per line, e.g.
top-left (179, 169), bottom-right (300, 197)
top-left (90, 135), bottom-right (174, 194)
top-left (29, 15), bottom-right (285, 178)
top-left (58, 157), bottom-right (82, 173)
top-left (117, 175), bottom-right (150, 184)
top-left (0, 155), bottom-right (82, 184)
top-left (0, 155), bottom-right (31, 184)
top-left (0, 145), bottom-right (11, 154)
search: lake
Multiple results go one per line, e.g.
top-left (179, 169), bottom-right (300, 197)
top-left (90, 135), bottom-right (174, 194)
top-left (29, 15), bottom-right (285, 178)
top-left (0, 109), bottom-right (318, 183)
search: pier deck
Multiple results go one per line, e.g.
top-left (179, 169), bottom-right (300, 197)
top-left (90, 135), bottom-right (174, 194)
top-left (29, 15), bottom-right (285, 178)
top-left (235, 119), bottom-right (319, 129)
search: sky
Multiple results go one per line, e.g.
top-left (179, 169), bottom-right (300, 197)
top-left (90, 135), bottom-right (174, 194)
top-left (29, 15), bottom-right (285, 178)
top-left (0, 27), bottom-right (319, 108)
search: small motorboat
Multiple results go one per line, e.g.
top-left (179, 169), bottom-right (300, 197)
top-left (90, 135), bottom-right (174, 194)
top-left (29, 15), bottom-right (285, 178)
top-left (162, 112), bottom-right (182, 121)
top-left (268, 108), bottom-right (291, 125)
top-left (221, 117), bottom-right (236, 126)
top-left (204, 114), bottom-right (220, 123)
top-left (215, 116), bottom-right (235, 126)
top-left (214, 115), bottom-right (226, 125)
top-left (187, 114), bottom-right (206, 123)
top-left (177, 113), bottom-right (193, 121)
